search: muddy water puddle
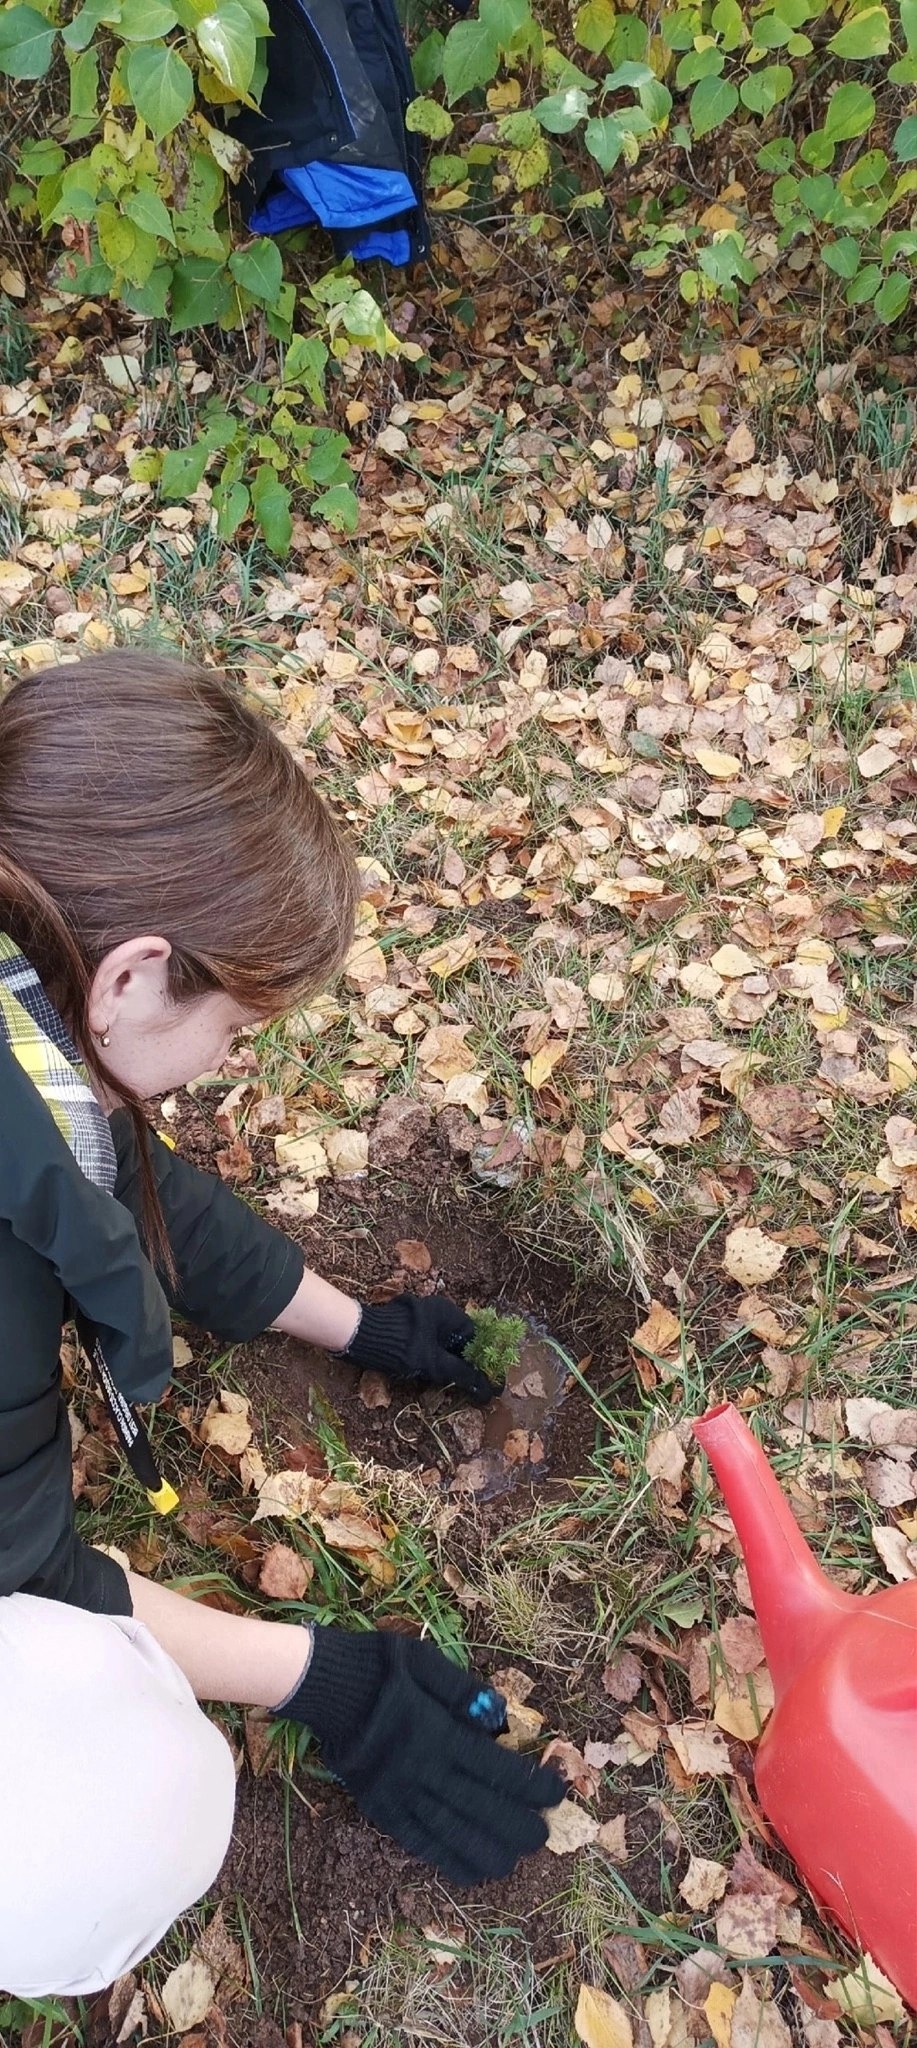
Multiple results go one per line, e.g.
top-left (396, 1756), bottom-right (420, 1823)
top-left (283, 1316), bottom-right (571, 1501)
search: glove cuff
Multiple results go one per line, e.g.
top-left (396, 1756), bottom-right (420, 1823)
top-left (342, 1297), bottom-right (415, 1375)
top-left (277, 1623), bottom-right (388, 1745)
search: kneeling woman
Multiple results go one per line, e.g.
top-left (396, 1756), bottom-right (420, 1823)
top-left (0, 653), bottom-right (562, 1999)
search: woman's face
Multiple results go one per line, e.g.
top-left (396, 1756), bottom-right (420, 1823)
top-left (86, 939), bottom-right (261, 1100)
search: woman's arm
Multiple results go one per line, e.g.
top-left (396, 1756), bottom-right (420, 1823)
top-left (128, 1572), bottom-right (311, 1703)
top-left (270, 1265), bottom-right (360, 1352)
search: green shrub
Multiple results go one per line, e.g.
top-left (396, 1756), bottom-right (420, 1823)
top-left (411, 0), bottom-right (917, 324)
top-left (0, 0), bottom-right (410, 549)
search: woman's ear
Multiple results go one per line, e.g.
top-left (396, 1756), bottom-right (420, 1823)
top-left (87, 937), bottom-right (173, 1039)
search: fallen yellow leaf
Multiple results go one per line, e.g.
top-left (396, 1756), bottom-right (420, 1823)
top-left (574, 1984), bottom-right (633, 2048)
top-left (524, 1041), bottom-right (567, 1089)
top-left (705, 1982), bottom-right (737, 2048)
top-left (695, 746), bottom-right (742, 780)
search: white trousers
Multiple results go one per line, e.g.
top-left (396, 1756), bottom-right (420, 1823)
top-left (0, 1593), bottom-right (237, 1999)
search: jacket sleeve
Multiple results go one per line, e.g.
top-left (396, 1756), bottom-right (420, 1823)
top-left (0, 1041), bottom-right (174, 1404)
top-left (110, 1114), bottom-right (305, 1341)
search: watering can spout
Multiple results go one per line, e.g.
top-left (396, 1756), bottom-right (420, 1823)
top-left (692, 1402), bottom-right (858, 1699)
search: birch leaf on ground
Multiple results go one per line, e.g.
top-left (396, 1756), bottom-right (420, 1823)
top-left (722, 1227), bottom-right (787, 1287)
top-left (823, 1958), bottom-right (906, 2026)
top-left (679, 1855), bottom-right (729, 1910)
top-left (668, 1720), bottom-right (732, 1776)
top-left (574, 1984), bottom-right (634, 2048)
top-left (160, 1957), bottom-right (215, 2034)
top-left (545, 1798), bottom-right (600, 1853)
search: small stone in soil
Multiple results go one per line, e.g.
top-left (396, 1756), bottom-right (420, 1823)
top-left (451, 1406), bottom-right (485, 1455)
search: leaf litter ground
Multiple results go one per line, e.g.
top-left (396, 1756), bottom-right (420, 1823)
top-left (1, 297), bottom-right (917, 2048)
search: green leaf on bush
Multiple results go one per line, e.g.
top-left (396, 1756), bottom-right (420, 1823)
top-left (126, 44), bottom-right (195, 136)
top-left (603, 59), bottom-right (654, 88)
top-left (161, 441), bottom-right (210, 498)
top-left (229, 238), bottom-right (282, 302)
top-left (828, 4), bottom-right (890, 57)
top-left (68, 45), bottom-right (99, 133)
top-left (824, 82), bottom-right (875, 141)
top-left (96, 201), bottom-right (138, 270)
top-left (689, 74), bottom-right (739, 136)
top-left (215, 479), bottom-right (250, 539)
top-left (283, 332), bottom-right (328, 406)
top-left (799, 171), bottom-right (838, 219)
top-left (822, 233), bottom-right (861, 276)
top-left (0, 5), bottom-right (56, 79)
top-left (846, 262), bottom-right (882, 303)
top-left (169, 254), bottom-right (232, 330)
top-left (799, 126), bottom-right (834, 167)
top-left (118, 0), bottom-right (178, 35)
top-left (341, 288), bottom-right (389, 348)
top-left (480, 0), bottom-right (529, 41)
top-left (574, 0), bottom-right (616, 53)
top-left (584, 113), bottom-right (627, 170)
top-left (894, 115), bottom-right (917, 160)
top-left (406, 95), bottom-right (454, 139)
top-left (195, 3), bottom-right (257, 94)
top-left (873, 272), bottom-right (910, 323)
top-left (750, 10), bottom-right (793, 44)
top-left (251, 463), bottom-right (292, 553)
top-left (412, 27), bottom-right (444, 89)
top-left (535, 85), bottom-right (591, 131)
top-left (676, 45), bottom-right (725, 85)
top-left (712, 0), bottom-right (746, 49)
top-left (313, 482), bottom-right (360, 532)
top-left (19, 137), bottom-right (66, 179)
top-left (640, 78), bottom-right (673, 122)
top-left (125, 188), bottom-right (176, 242)
top-left (62, 0), bottom-right (120, 49)
top-left (442, 17), bottom-right (499, 100)
top-left (740, 63), bottom-right (793, 114)
top-left (757, 134), bottom-right (796, 171)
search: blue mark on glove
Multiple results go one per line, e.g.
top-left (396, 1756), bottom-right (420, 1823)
top-left (467, 1687), bottom-right (506, 1732)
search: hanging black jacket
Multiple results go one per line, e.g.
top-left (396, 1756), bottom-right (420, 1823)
top-left (227, 0), bottom-right (429, 265)
top-left (0, 1040), bottom-right (304, 1615)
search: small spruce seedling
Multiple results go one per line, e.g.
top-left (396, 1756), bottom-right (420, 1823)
top-left (465, 1307), bottom-right (527, 1390)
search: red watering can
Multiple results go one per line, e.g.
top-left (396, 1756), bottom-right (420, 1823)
top-left (692, 1401), bottom-right (917, 2005)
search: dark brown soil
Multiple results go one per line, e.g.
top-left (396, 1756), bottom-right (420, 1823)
top-left (170, 1087), bottom-right (645, 2044)
top-left (221, 1754), bottom-right (678, 2046)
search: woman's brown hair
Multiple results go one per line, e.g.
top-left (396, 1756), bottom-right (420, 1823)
top-left (0, 650), bottom-right (359, 1271)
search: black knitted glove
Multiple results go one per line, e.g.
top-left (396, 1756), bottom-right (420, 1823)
top-left (280, 1625), bottom-right (564, 1885)
top-left (342, 1292), bottom-right (495, 1403)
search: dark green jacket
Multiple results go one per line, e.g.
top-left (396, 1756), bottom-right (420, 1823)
top-left (0, 1040), bottom-right (304, 1613)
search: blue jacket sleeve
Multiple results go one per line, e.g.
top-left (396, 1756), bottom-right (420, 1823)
top-left (110, 1114), bottom-right (305, 1341)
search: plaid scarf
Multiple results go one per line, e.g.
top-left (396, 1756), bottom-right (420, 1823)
top-left (0, 934), bottom-right (117, 1194)
top-left (0, 934), bottom-right (179, 1515)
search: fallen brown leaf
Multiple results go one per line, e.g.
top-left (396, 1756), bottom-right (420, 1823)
top-left (394, 1237), bottom-right (433, 1272)
top-left (257, 1542), bottom-right (313, 1601)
